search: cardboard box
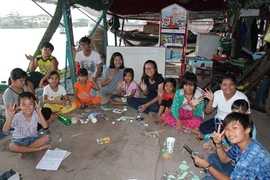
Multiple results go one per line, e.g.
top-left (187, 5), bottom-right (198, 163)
top-left (143, 23), bottom-right (159, 35)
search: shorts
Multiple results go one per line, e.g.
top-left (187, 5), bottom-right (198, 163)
top-left (27, 71), bottom-right (46, 89)
top-left (11, 133), bottom-right (49, 147)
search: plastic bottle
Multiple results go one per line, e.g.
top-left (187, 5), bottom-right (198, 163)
top-left (65, 101), bottom-right (71, 109)
top-left (57, 114), bottom-right (72, 126)
top-left (57, 132), bottom-right (63, 142)
top-left (88, 114), bottom-right (97, 123)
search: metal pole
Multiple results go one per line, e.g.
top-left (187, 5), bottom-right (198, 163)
top-left (62, 1), bottom-right (76, 88)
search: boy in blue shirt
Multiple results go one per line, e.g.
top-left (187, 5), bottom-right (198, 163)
top-left (193, 112), bottom-right (270, 180)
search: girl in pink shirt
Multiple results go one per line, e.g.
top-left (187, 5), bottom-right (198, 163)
top-left (110, 68), bottom-right (139, 105)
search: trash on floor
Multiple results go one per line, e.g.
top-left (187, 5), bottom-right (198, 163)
top-left (96, 137), bottom-right (112, 144)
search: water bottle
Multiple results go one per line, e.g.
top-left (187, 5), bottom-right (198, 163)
top-left (57, 114), bottom-right (72, 126)
top-left (88, 114), bottom-right (97, 123)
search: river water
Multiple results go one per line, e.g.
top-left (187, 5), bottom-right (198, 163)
top-left (0, 27), bottom-right (117, 83)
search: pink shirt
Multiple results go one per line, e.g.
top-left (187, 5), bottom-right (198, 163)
top-left (122, 80), bottom-right (139, 98)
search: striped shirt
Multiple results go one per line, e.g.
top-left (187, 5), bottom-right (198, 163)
top-left (11, 111), bottom-right (41, 139)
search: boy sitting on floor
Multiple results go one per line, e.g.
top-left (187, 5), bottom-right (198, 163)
top-left (193, 112), bottom-right (270, 180)
top-left (2, 92), bottom-right (51, 157)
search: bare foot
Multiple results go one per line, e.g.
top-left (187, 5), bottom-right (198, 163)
top-left (203, 140), bottom-right (216, 150)
top-left (18, 153), bottom-right (24, 159)
top-left (47, 114), bottom-right (57, 124)
top-left (39, 144), bottom-right (52, 151)
top-left (191, 128), bottom-right (202, 138)
top-left (148, 112), bottom-right (155, 118)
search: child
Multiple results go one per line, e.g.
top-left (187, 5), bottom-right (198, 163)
top-left (73, 68), bottom-right (101, 108)
top-left (43, 71), bottom-right (76, 114)
top-left (193, 113), bottom-right (270, 179)
top-left (203, 99), bottom-right (256, 150)
top-left (2, 92), bottom-right (51, 156)
top-left (156, 78), bottom-right (176, 124)
top-left (110, 68), bottom-right (139, 105)
top-left (25, 42), bottom-right (59, 92)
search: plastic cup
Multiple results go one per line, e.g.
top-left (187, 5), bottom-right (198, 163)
top-left (164, 137), bottom-right (176, 153)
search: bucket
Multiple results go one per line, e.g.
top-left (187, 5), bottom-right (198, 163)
top-left (164, 137), bottom-right (176, 153)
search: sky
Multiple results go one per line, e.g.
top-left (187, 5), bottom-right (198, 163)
top-left (0, 0), bottom-right (86, 18)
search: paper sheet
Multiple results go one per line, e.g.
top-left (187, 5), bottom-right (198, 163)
top-left (36, 149), bottom-right (71, 171)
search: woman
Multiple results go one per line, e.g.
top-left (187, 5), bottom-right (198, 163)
top-left (3, 68), bottom-right (53, 131)
top-left (200, 74), bottom-right (250, 134)
top-left (127, 60), bottom-right (164, 117)
top-left (163, 72), bottom-right (204, 136)
top-left (96, 52), bottom-right (125, 105)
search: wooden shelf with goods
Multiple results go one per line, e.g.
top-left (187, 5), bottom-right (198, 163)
top-left (160, 4), bottom-right (188, 79)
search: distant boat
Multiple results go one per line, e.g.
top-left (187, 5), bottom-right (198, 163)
top-left (60, 28), bottom-right (66, 34)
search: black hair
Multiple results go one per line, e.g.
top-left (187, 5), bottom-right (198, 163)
top-left (18, 92), bottom-right (36, 106)
top-left (165, 78), bottom-right (177, 92)
top-left (41, 42), bottom-right (54, 51)
top-left (223, 112), bottom-right (253, 138)
top-left (109, 52), bottom-right (125, 69)
top-left (9, 68), bottom-right (27, 86)
top-left (141, 60), bottom-right (159, 81)
top-left (123, 68), bottom-right (134, 81)
top-left (78, 68), bottom-right (88, 77)
top-left (79, 36), bottom-right (91, 45)
top-left (48, 71), bottom-right (60, 79)
top-left (221, 74), bottom-right (236, 85)
top-left (179, 72), bottom-right (197, 95)
top-left (231, 99), bottom-right (249, 113)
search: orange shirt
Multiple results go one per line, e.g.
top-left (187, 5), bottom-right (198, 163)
top-left (74, 81), bottom-right (93, 103)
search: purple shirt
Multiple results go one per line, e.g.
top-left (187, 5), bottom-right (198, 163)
top-left (11, 111), bottom-right (41, 139)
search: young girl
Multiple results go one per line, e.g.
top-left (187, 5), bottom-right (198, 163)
top-left (110, 68), bottom-right (139, 105)
top-left (163, 72), bottom-right (204, 136)
top-left (156, 78), bottom-right (176, 124)
top-left (73, 68), bottom-right (101, 108)
top-left (43, 71), bottom-right (76, 114)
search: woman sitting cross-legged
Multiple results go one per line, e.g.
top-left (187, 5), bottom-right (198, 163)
top-left (163, 72), bottom-right (204, 136)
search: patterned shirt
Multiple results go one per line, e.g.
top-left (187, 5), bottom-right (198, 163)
top-left (11, 111), bottom-right (41, 139)
top-left (227, 140), bottom-right (270, 179)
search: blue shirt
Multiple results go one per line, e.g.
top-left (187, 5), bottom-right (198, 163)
top-left (227, 140), bottom-right (270, 179)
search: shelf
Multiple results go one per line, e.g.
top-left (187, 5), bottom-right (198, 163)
top-left (164, 43), bottom-right (183, 47)
top-left (165, 75), bottom-right (180, 78)
top-left (166, 60), bottom-right (181, 63)
top-left (161, 29), bottom-right (185, 34)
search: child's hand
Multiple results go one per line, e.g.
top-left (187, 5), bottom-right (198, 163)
top-left (211, 124), bottom-right (225, 145)
top-left (39, 80), bottom-right (44, 88)
top-left (7, 104), bottom-right (16, 117)
top-left (191, 96), bottom-right (204, 107)
top-left (192, 154), bottom-right (209, 168)
top-left (25, 54), bottom-right (34, 61)
top-left (59, 100), bottom-right (65, 105)
top-left (139, 104), bottom-right (148, 112)
top-left (202, 89), bottom-right (214, 101)
top-left (35, 101), bottom-right (42, 113)
top-left (139, 80), bottom-right (147, 92)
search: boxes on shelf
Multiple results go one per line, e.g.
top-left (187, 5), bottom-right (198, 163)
top-left (186, 56), bottom-right (213, 70)
top-left (165, 48), bottom-right (172, 60)
top-left (171, 48), bottom-right (182, 60)
top-left (172, 34), bottom-right (184, 44)
top-left (161, 33), bottom-right (173, 46)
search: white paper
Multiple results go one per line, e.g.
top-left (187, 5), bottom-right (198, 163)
top-left (36, 149), bottom-right (70, 171)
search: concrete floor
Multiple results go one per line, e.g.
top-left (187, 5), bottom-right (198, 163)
top-left (0, 105), bottom-right (269, 180)
top-left (0, 75), bottom-right (270, 180)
